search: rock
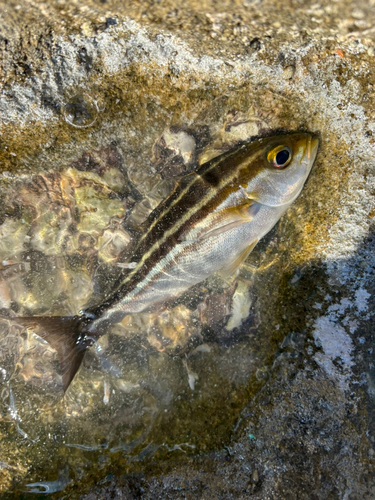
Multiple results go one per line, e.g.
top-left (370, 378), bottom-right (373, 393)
top-left (0, 0), bottom-right (374, 498)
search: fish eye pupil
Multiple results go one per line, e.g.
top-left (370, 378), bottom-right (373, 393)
top-left (267, 145), bottom-right (292, 169)
top-left (275, 149), bottom-right (290, 166)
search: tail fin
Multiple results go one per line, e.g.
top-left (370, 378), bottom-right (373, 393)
top-left (14, 316), bottom-right (92, 392)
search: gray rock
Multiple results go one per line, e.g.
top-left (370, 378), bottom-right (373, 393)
top-left (0, 0), bottom-right (374, 498)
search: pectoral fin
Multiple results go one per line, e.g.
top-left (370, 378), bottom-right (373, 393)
top-left (218, 239), bottom-right (259, 279)
top-left (180, 202), bottom-right (260, 242)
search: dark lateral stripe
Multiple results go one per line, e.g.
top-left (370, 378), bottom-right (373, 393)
top-left (135, 144), bottom-right (249, 249)
top-left (133, 142), bottom-right (258, 259)
top-left (94, 141), bottom-right (263, 313)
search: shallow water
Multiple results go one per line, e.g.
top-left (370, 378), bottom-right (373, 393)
top-left (0, 106), bottom-right (286, 495)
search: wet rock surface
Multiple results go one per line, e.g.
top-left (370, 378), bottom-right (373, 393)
top-left (0, 0), bottom-right (375, 498)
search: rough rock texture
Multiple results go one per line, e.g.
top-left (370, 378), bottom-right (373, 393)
top-left (0, 0), bottom-right (375, 498)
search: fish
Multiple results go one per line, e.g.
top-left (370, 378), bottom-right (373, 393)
top-left (12, 132), bottom-right (319, 391)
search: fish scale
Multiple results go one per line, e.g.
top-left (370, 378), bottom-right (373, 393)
top-left (11, 132), bottom-right (319, 391)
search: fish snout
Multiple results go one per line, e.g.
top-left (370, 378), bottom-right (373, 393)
top-left (307, 135), bottom-right (319, 163)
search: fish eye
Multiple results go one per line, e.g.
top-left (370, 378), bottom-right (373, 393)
top-left (267, 145), bottom-right (293, 169)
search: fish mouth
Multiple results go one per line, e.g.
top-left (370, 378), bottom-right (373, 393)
top-left (297, 134), bottom-right (319, 172)
top-left (307, 136), bottom-right (319, 162)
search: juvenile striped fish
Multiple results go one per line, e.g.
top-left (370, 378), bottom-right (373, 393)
top-left (15, 132), bottom-right (319, 390)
